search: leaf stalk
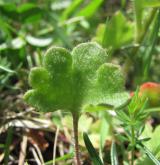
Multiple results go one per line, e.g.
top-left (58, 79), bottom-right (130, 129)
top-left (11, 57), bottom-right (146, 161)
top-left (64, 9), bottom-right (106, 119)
top-left (72, 113), bottom-right (81, 165)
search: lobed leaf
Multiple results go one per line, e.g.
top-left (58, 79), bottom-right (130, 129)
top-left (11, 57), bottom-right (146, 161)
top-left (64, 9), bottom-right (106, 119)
top-left (84, 63), bottom-right (128, 107)
top-left (24, 42), bottom-right (128, 113)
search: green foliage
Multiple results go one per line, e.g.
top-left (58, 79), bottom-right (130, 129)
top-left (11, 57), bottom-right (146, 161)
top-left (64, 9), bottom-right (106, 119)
top-left (100, 116), bottom-right (110, 150)
top-left (134, 0), bottom-right (143, 37)
top-left (116, 88), bottom-right (160, 164)
top-left (111, 141), bottom-right (119, 165)
top-left (24, 42), bottom-right (128, 113)
top-left (61, 0), bottom-right (103, 20)
top-left (44, 153), bottom-right (74, 165)
top-left (117, 89), bottom-right (148, 132)
top-left (142, 0), bottom-right (160, 8)
top-left (61, 0), bottom-right (84, 20)
top-left (1, 0), bottom-right (160, 164)
top-left (76, 0), bottom-right (103, 18)
top-left (142, 10), bottom-right (160, 81)
top-left (142, 146), bottom-right (160, 165)
top-left (128, 88), bottom-right (146, 114)
top-left (83, 132), bottom-right (103, 165)
top-left (4, 127), bottom-right (13, 165)
top-left (137, 125), bottom-right (160, 164)
top-left (0, 2), bottom-right (43, 23)
top-left (94, 11), bottom-right (133, 51)
top-left (0, 56), bottom-right (15, 88)
top-left (0, 56), bottom-right (14, 73)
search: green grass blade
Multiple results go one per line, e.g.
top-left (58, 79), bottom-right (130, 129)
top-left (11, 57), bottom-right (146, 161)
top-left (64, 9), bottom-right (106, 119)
top-left (47, 13), bottom-right (72, 48)
top-left (111, 141), bottom-right (119, 165)
top-left (142, 9), bottom-right (160, 80)
top-left (77, 0), bottom-right (103, 18)
top-left (143, 0), bottom-right (160, 8)
top-left (0, 66), bottom-right (15, 73)
top-left (61, 0), bottom-right (83, 20)
top-left (44, 153), bottom-right (74, 165)
top-left (144, 107), bottom-right (160, 113)
top-left (4, 127), bottom-right (13, 165)
top-left (83, 132), bottom-right (103, 165)
top-left (143, 146), bottom-right (160, 165)
top-left (134, 0), bottom-right (143, 40)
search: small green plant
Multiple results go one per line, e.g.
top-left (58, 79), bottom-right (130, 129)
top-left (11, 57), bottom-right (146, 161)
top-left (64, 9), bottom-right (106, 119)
top-left (83, 88), bottom-right (160, 165)
top-left (0, 56), bottom-right (16, 89)
top-left (24, 42), bottom-right (128, 165)
top-left (116, 89), bottom-right (160, 165)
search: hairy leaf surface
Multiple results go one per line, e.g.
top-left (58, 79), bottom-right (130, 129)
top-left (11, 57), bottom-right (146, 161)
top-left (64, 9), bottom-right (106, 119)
top-left (24, 42), bottom-right (128, 113)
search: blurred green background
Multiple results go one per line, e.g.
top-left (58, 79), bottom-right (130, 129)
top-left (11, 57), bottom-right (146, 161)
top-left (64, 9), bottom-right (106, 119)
top-left (1, 0), bottom-right (160, 164)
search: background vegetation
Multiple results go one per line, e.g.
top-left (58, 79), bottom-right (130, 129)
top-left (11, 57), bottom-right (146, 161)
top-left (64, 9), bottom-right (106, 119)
top-left (0, 0), bottom-right (160, 164)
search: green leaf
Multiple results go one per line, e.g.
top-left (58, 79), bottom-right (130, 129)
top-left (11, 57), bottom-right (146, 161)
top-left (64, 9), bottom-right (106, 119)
top-left (111, 141), bottom-right (119, 165)
top-left (0, 17), bottom-right (14, 39)
top-left (145, 126), bottom-right (160, 157)
top-left (116, 111), bottom-right (130, 123)
top-left (0, 2), bottom-right (16, 11)
top-left (128, 88), bottom-right (146, 115)
top-left (24, 42), bottom-right (128, 113)
top-left (142, 10), bottom-right (160, 80)
top-left (94, 11), bottom-right (133, 51)
top-left (93, 24), bottom-right (106, 44)
top-left (114, 98), bottom-right (131, 110)
top-left (84, 63), bottom-right (129, 107)
top-left (144, 107), bottom-right (160, 113)
top-left (44, 153), bottom-right (74, 165)
top-left (0, 57), bottom-right (15, 73)
top-left (17, 3), bottom-right (37, 13)
top-left (134, 0), bottom-right (143, 36)
top-left (143, 146), bottom-right (160, 165)
top-left (76, 0), bottom-right (103, 18)
top-left (17, 3), bottom-right (43, 23)
top-left (142, 0), bottom-right (160, 8)
top-left (24, 46), bottom-right (72, 112)
top-left (61, 0), bottom-right (83, 20)
top-left (83, 132), bottom-right (103, 165)
top-left (61, 0), bottom-right (103, 20)
top-left (83, 104), bottom-right (114, 113)
top-left (0, 66), bottom-right (15, 73)
top-left (137, 125), bottom-right (160, 165)
top-left (99, 116), bottom-right (109, 158)
top-left (48, 13), bottom-right (72, 48)
top-left (4, 127), bottom-right (13, 165)
top-left (0, 2), bottom-right (43, 23)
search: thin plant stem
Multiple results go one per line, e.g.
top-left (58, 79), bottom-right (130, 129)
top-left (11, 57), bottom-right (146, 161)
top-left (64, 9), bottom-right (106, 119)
top-left (4, 127), bottom-right (13, 165)
top-left (53, 126), bottom-right (60, 165)
top-left (131, 124), bottom-right (135, 165)
top-left (18, 134), bottom-right (28, 165)
top-left (133, 0), bottom-right (143, 41)
top-left (72, 113), bottom-right (81, 165)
